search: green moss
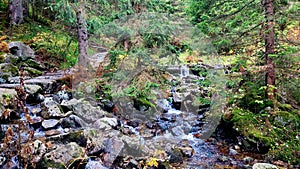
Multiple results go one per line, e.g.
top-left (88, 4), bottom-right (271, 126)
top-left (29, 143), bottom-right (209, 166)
top-left (229, 107), bottom-right (300, 164)
top-left (24, 67), bottom-right (43, 76)
top-left (38, 159), bottom-right (66, 169)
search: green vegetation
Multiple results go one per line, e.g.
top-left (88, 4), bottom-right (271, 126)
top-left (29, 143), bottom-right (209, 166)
top-left (0, 0), bottom-right (299, 166)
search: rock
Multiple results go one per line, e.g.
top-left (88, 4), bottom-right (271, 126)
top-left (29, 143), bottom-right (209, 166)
top-left (168, 148), bottom-right (183, 163)
top-left (103, 137), bottom-right (124, 167)
top-left (42, 142), bottom-right (84, 168)
top-left (25, 84), bottom-right (42, 95)
top-left (171, 126), bottom-right (185, 136)
top-left (31, 140), bottom-right (47, 163)
top-left (243, 156), bottom-right (254, 164)
top-left (42, 119), bottom-right (60, 130)
top-left (0, 88), bottom-right (16, 114)
top-left (45, 129), bottom-right (62, 137)
top-left (99, 117), bottom-right (118, 128)
top-left (218, 156), bottom-right (229, 162)
top-left (8, 42), bottom-right (34, 58)
top-left (72, 99), bottom-right (106, 124)
top-left (85, 160), bottom-right (106, 169)
top-left (229, 148), bottom-right (238, 156)
top-left (24, 67), bottom-right (43, 76)
top-left (61, 98), bottom-right (80, 110)
top-left (42, 97), bottom-right (64, 118)
top-left (62, 115), bottom-right (86, 128)
top-left (28, 116), bottom-right (43, 129)
top-left (178, 146), bottom-right (194, 157)
top-left (0, 63), bottom-right (19, 78)
top-left (252, 163), bottom-right (278, 169)
top-left (93, 119), bottom-right (113, 131)
top-left (0, 155), bottom-right (6, 166)
top-left (120, 135), bottom-right (149, 158)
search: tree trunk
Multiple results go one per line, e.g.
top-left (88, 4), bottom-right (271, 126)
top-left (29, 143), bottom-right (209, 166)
top-left (9, 0), bottom-right (23, 25)
top-left (77, 1), bottom-right (89, 68)
top-left (263, 0), bottom-right (275, 99)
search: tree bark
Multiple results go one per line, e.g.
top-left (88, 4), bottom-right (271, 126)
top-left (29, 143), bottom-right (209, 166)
top-left (77, 1), bottom-right (89, 68)
top-left (263, 0), bottom-right (276, 99)
top-left (9, 0), bottom-right (23, 25)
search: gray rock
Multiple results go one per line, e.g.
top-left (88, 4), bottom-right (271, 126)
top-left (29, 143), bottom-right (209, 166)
top-left (25, 84), bottom-right (42, 95)
top-left (58, 90), bottom-right (70, 101)
top-left (99, 117), bottom-right (118, 128)
top-left (0, 63), bottom-right (19, 77)
top-left (72, 99), bottom-right (106, 124)
top-left (93, 119), bottom-right (113, 131)
top-left (8, 42), bottom-right (34, 58)
top-left (252, 163), bottom-right (278, 169)
top-left (171, 126), bottom-right (185, 136)
top-left (31, 140), bottom-right (47, 163)
top-left (243, 156), bottom-right (254, 164)
top-left (229, 148), bottom-right (238, 156)
top-left (85, 160), bottom-right (106, 169)
top-left (62, 114), bottom-right (87, 128)
top-left (42, 119), bottom-right (60, 130)
top-left (42, 97), bottom-right (64, 118)
top-left (0, 155), bottom-right (6, 166)
top-left (43, 142), bottom-right (84, 167)
top-left (61, 98), bottom-right (80, 110)
top-left (103, 137), bottom-right (124, 167)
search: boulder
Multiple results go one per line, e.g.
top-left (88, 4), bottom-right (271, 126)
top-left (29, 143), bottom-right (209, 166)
top-left (42, 97), bottom-right (64, 118)
top-left (252, 163), bottom-right (278, 169)
top-left (8, 42), bottom-right (34, 58)
top-left (41, 142), bottom-right (84, 168)
top-left (62, 114), bottom-right (87, 128)
top-left (42, 119), bottom-right (60, 130)
top-left (103, 137), bottom-right (124, 167)
top-left (85, 160), bottom-right (106, 169)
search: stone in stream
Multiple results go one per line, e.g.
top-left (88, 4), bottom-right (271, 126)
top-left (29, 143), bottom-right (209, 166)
top-left (41, 97), bottom-right (64, 118)
top-left (103, 137), bottom-right (124, 167)
top-left (41, 142), bottom-right (85, 168)
top-left (42, 119), bottom-right (60, 130)
top-left (252, 163), bottom-right (278, 169)
top-left (61, 114), bottom-right (87, 128)
top-left (85, 160), bottom-right (106, 169)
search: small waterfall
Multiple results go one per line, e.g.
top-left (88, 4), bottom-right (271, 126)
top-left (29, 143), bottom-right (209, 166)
top-left (180, 65), bottom-right (189, 78)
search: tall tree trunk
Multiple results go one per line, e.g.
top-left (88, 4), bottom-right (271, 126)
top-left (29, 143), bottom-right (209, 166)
top-left (77, 1), bottom-right (89, 68)
top-left (9, 0), bottom-right (23, 25)
top-left (263, 0), bottom-right (275, 99)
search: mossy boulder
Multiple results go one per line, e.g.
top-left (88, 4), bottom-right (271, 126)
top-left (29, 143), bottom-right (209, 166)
top-left (24, 67), bottom-right (43, 76)
top-left (0, 63), bottom-right (19, 80)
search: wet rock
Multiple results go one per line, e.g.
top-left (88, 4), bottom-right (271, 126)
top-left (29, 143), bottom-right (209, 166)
top-left (229, 148), bottom-right (238, 156)
top-left (252, 163), bottom-right (278, 169)
top-left (42, 119), bottom-right (60, 130)
top-left (167, 148), bottom-right (183, 163)
top-left (127, 119), bottom-right (142, 128)
top-left (171, 126), bottom-right (185, 136)
top-left (29, 116), bottom-right (43, 129)
top-left (8, 42), bottom-right (34, 58)
top-left (99, 117), bottom-right (118, 128)
top-left (120, 135), bottom-right (149, 158)
top-left (72, 100), bottom-right (106, 124)
top-left (42, 97), bottom-right (64, 118)
top-left (94, 119), bottom-right (113, 131)
top-left (45, 129), bottom-right (61, 137)
top-left (62, 114), bottom-right (86, 128)
top-left (0, 155), bottom-right (6, 166)
top-left (31, 140), bottom-right (47, 163)
top-left (84, 128), bottom-right (120, 155)
top-left (243, 156), bottom-right (254, 164)
top-left (42, 142), bottom-right (84, 168)
top-left (178, 146), bottom-right (194, 158)
top-left (85, 160), bottom-right (106, 169)
top-left (103, 137), bottom-right (124, 167)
